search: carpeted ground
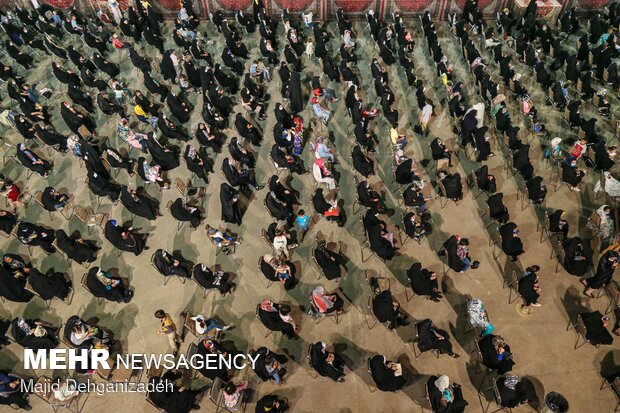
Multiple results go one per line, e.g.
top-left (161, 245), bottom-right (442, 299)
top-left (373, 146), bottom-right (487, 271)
top-left (0, 15), bottom-right (618, 412)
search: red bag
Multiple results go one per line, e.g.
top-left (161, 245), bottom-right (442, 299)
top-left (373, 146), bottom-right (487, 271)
top-left (324, 208), bottom-right (339, 217)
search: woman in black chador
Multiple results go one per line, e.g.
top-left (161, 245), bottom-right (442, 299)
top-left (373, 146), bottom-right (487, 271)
top-left (55, 229), bottom-right (98, 264)
top-left (120, 186), bottom-right (160, 221)
top-left (220, 183), bottom-right (242, 225)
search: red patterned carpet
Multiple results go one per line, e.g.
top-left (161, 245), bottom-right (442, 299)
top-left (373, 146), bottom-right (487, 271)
top-left (394, 0), bottom-right (433, 12)
top-left (43, 0), bottom-right (74, 9)
top-left (334, 0), bottom-right (373, 13)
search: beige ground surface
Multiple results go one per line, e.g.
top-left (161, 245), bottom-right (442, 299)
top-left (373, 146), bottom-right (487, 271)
top-left (0, 15), bottom-right (618, 413)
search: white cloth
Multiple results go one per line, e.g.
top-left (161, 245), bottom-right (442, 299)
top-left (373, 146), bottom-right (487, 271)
top-left (596, 172), bottom-right (620, 198)
top-left (421, 104), bottom-right (433, 123)
top-left (273, 235), bottom-right (288, 256)
top-left (108, 0), bottom-right (122, 24)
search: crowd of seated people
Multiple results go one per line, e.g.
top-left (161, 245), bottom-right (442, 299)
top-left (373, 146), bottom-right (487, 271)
top-left (1, 1), bottom-right (619, 411)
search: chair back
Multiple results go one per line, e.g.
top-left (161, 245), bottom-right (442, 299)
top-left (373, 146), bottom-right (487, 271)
top-left (80, 273), bottom-right (92, 295)
top-left (425, 380), bottom-right (432, 410)
top-left (73, 205), bottom-right (89, 223)
top-left (608, 282), bottom-right (620, 305)
top-left (491, 378), bottom-right (504, 407)
top-left (184, 312), bottom-right (197, 337)
top-left (185, 342), bottom-right (198, 360)
top-left (34, 191), bottom-right (44, 208)
top-left (208, 377), bottom-right (225, 405)
top-left (58, 323), bottom-right (73, 349)
top-left (576, 314), bottom-right (588, 339)
top-left (150, 253), bottom-right (159, 273)
top-left (368, 296), bottom-right (376, 320)
top-left (24, 280), bottom-right (42, 300)
top-left (511, 271), bottom-right (519, 291)
top-left (307, 343), bottom-right (315, 369)
top-left (34, 376), bottom-right (54, 402)
top-left (359, 213), bottom-right (367, 236)
top-left (175, 177), bottom-right (187, 197)
top-left (261, 228), bottom-right (272, 247)
top-left (474, 339), bottom-right (484, 362)
top-left (5, 320), bottom-right (16, 343)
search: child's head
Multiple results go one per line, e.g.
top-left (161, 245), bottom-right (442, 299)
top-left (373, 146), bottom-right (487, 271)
top-left (223, 382), bottom-right (236, 395)
top-left (279, 304), bottom-right (291, 315)
top-left (298, 209), bottom-right (306, 216)
top-left (154, 310), bottom-right (166, 319)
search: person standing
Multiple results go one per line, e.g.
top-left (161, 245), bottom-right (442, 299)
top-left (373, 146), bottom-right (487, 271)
top-left (108, 0), bottom-right (123, 25)
top-left (296, 210), bottom-right (310, 242)
top-left (154, 309), bottom-right (181, 355)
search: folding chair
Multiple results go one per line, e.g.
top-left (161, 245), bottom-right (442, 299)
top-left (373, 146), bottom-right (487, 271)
top-left (569, 314), bottom-right (599, 349)
top-left (71, 205), bottom-right (107, 235)
top-left (306, 343), bottom-right (320, 379)
top-left (604, 282), bottom-right (620, 315)
top-left (24, 279), bottom-right (52, 309)
top-left (33, 191), bottom-right (53, 220)
top-left (349, 174), bottom-right (363, 211)
top-left (150, 253), bottom-right (187, 286)
top-left (400, 211), bottom-right (424, 247)
top-left (255, 304), bottom-right (273, 338)
top-left (33, 375), bottom-right (91, 413)
top-left (166, 200), bottom-right (185, 230)
top-left (412, 321), bottom-right (440, 359)
top-left (481, 377), bottom-right (515, 413)
top-left (205, 224), bottom-right (235, 256)
top-left (269, 152), bottom-right (289, 176)
top-left (175, 177), bottom-right (189, 199)
top-left (257, 256), bottom-right (276, 289)
top-left (360, 214), bottom-right (384, 264)
top-left (308, 291), bottom-right (342, 325)
top-left (261, 228), bottom-right (273, 249)
top-left (436, 179), bottom-right (460, 209)
top-left (208, 377), bottom-right (249, 413)
top-left (192, 268), bottom-right (213, 299)
top-left (101, 157), bottom-right (121, 179)
top-left (145, 392), bottom-right (166, 412)
top-left (311, 240), bottom-right (343, 281)
top-left (183, 312), bottom-right (198, 338)
top-left (506, 270), bottom-right (521, 304)
top-left (81, 272), bottom-right (104, 305)
top-left (471, 338), bottom-right (492, 379)
top-left (366, 357), bottom-right (377, 392)
top-left (540, 210), bottom-right (565, 243)
top-left (108, 362), bottom-right (143, 391)
top-left (185, 342), bottom-right (200, 378)
top-left (551, 239), bottom-right (565, 274)
top-left (600, 376), bottom-right (620, 413)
